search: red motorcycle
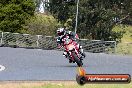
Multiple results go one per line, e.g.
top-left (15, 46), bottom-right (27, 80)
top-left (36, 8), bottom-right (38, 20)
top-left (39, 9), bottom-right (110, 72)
top-left (62, 35), bottom-right (83, 67)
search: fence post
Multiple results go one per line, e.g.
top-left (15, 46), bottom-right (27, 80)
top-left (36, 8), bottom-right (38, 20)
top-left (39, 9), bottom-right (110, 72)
top-left (13, 33), bottom-right (19, 46)
top-left (36, 35), bottom-right (40, 48)
top-left (0, 32), bottom-right (3, 45)
top-left (114, 41), bottom-right (116, 53)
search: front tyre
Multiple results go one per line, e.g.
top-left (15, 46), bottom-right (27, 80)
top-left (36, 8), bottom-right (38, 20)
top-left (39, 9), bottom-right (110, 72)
top-left (72, 52), bottom-right (83, 67)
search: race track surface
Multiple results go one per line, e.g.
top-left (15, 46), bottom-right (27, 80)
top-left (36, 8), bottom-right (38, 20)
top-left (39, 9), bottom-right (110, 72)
top-left (0, 47), bottom-right (132, 80)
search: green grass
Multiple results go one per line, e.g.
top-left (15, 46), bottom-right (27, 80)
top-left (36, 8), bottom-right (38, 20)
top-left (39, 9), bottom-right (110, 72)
top-left (113, 25), bottom-right (132, 55)
top-left (33, 82), bottom-right (132, 88)
top-left (1, 82), bottom-right (132, 88)
top-left (116, 43), bottom-right (132, 55)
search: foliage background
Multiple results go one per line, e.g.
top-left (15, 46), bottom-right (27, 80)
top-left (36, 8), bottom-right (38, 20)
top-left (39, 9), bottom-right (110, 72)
top-left (48, 0), bottom-right (132, 40)
top-left (0, 0), bottom-right (132, 40)
top-left (0, 0), bottom-right (35, 33)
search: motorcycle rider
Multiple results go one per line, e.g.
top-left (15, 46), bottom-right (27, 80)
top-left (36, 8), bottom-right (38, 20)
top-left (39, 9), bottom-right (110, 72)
top-left (56, 27), bottom-right (85, 63)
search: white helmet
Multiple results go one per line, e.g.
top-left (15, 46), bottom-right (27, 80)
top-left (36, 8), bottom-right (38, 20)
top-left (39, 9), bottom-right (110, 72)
top-left (57, 28), bottom-right (66, 37)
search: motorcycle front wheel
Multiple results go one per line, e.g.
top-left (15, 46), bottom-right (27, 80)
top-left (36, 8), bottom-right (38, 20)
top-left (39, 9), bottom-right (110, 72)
top-left (72, 51), bottom-right (83, 67)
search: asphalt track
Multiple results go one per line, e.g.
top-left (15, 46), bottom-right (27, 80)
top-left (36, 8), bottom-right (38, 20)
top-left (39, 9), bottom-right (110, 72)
top-left (0, 47), bottom-right (132, 81)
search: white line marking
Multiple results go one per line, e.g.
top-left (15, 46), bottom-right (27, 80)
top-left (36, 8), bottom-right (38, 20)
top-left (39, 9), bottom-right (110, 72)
top-left (0, 65), bottom-right (5, 71)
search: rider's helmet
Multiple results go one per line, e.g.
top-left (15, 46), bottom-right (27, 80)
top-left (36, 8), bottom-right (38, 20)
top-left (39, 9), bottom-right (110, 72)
top-left (57, 27), bottom-right (66, 37)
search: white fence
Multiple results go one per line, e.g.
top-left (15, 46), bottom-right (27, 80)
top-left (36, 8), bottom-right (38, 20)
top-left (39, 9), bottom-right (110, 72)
top-left (0, 31), bottom-right (116, 53)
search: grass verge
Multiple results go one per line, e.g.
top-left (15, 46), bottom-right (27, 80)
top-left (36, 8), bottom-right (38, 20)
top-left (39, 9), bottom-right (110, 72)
top-left (0, 81), bottom-right (132, 88)
top-left (114, 25), bottom-right (132, 55)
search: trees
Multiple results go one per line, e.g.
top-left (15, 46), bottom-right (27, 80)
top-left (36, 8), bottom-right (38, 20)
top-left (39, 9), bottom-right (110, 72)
top-left (47, 0), bottom-right (132, 40)
top-left (1, 0), bottom-right (131, 40)
top-left (24, 13), bottom-right (58, 36)
top-left (0, 0), bottom-right (35, 32)
top-left (48, 0), bottom-right (76, 25)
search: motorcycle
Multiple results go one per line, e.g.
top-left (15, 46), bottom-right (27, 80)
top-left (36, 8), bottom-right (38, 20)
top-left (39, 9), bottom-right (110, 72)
top-left (63, 35), bottom-right (83, 67)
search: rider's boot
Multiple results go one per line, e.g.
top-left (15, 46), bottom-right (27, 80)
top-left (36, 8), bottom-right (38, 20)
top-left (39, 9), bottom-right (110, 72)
top-left (63, 51), bottom-right (72, 63)
top-left (69, 59), bottom-right (72, 63)
top-left (63, 51), bottom-right (68, 58)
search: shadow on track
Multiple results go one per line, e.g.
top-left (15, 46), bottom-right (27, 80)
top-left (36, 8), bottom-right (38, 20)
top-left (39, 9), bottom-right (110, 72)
top-left (47, 65), bottom-right (88, 67)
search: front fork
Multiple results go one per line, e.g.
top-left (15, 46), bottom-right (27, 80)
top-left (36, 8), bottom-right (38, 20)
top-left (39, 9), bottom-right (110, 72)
top-left (69, 49), bottom-right (81, 61)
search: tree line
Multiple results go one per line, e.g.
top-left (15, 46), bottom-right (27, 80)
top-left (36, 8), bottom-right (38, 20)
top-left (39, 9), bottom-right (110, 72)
top-left (0, 0), bottom-right (132, 41)
top-left (48, 0), bottom-right (132, 41)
